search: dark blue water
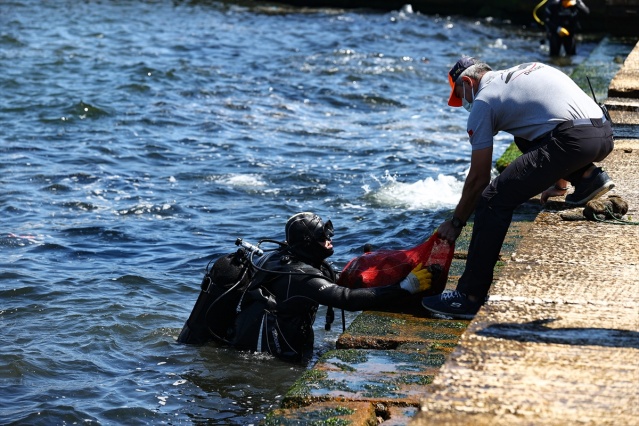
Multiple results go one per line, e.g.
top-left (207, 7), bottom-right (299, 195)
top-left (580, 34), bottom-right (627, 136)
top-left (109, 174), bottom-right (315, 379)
top-left (0, 1), bottom-right (604, 424)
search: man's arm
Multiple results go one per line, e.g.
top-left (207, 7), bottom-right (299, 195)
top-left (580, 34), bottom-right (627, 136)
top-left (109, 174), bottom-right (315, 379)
top-left (438, 146), bottom-right (493, 242)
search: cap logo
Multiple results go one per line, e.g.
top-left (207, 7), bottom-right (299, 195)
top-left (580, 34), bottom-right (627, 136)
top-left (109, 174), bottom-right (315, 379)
top-left (449, 56), bottom-right (476, 83)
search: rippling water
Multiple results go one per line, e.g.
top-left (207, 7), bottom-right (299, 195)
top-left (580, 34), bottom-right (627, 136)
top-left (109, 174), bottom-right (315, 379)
top-left (1, 1), bottom-right (601, 424)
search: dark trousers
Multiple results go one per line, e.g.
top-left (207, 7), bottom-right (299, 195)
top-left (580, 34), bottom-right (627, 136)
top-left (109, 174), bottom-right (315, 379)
top-left (457, 119), bottom-right (613, 300)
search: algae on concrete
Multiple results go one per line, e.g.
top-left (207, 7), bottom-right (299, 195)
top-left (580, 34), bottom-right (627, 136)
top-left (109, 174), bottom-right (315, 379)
top-left (344, 314), bottom-right (405, 337)
top-left (265, 401), bottom-right (376, 426)
top-left (281, 348), bottom-right (450, 409)
top-left (330, 349), bottom-right (369, 365)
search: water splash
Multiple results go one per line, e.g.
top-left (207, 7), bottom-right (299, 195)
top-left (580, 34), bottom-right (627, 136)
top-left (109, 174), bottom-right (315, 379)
top-left (363, 171), bottom-right (462, 210)
top-left (212, 174), bottom-right (268, 188)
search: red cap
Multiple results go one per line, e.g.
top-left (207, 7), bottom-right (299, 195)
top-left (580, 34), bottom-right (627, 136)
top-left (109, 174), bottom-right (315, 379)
top-left (447, 56), bottom-right (476, 107)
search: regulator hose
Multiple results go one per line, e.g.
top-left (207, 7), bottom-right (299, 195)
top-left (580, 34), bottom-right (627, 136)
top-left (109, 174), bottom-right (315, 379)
top-left (533, 0), bottom-right (548, 25)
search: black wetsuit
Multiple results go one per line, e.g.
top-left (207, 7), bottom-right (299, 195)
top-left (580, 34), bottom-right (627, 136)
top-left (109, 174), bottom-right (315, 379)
top-left (231, 247), bottom-right (410, 363)
top-left (544, 0), bottom-right (589, 56)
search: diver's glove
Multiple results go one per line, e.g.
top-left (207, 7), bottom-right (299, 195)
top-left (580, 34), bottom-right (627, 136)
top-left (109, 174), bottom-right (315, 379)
top-left (399, 263), bottom-right (432, 294)
top-left (557, 27), bottom-right (570, 37)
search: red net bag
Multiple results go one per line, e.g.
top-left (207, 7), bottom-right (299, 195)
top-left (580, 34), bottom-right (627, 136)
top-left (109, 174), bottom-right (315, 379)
top-left (337, 233), bottom-right (454, 295)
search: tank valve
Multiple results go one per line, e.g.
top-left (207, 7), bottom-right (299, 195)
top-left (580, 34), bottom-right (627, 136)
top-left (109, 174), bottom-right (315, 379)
top-left (235, 238), bottom-right (264, 256)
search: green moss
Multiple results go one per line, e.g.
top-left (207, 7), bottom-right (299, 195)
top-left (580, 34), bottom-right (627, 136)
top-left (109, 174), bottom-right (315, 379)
top-left (362, 382), bottom-right (400, 398)
top-left (495, 142), bottom-right (521, 173)
top-left (321, 349), bottom-right (369, 364)
top-left (347, 315), bottom-right (404, 336)
top-left (285, 363), bottom-right (359, 399)
top-left (284, 369), bottom-right (328, 402)
top-left (264, 406), bottom-right (356, 426)
top-left (332, 406), bottom-right (356, 416)
top-left (417, 331), bottom-right (459, 341)
top-left (331, 361), bottom-right (357, 372)
top-left (335, 349), bottom-right (368, 364)
top-left (393, 353), bottom-right (446, 370)
top-left (429, 320), bottom-right (468, 329)
top-left (383, 350), bottom-right (446, 367)
top-left (432, 342), bottom-right (459, 351)
top-left (395, 374), bottom-right (435, 386)
top-left (571, 66), bottom-right (612, 99)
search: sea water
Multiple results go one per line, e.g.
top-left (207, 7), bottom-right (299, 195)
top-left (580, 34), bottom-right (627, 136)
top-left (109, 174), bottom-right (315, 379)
top-left (0, 1), bottom-right (602, 424)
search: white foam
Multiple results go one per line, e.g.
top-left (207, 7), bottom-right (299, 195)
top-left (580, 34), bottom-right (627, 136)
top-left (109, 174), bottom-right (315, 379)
top-left (365, 171), bottom-right (463, 210)
top-left (214, 174), bottom-right (267, 188)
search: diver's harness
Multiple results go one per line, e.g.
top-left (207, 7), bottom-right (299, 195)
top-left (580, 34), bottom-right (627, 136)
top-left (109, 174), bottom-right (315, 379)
top-left (202, 237), bottom-right (344, 343)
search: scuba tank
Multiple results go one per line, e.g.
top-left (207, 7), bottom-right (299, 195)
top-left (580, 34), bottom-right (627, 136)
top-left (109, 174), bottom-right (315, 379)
top-left (177, 238), bottom-right (260, 345)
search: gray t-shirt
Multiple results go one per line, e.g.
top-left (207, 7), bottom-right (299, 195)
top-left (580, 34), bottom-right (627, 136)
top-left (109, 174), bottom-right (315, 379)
top-left (467, 62), bottom-right (603, 150)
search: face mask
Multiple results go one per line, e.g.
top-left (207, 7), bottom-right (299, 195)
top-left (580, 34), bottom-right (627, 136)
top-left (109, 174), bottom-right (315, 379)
top-left (462, 80), bottom-right (475, 112)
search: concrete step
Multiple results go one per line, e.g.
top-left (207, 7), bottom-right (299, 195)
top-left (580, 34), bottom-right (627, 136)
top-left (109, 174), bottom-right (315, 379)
top-left (605, 98), bottom-right (639, 126)
top-left (608, 40), bottom-right (639, 99)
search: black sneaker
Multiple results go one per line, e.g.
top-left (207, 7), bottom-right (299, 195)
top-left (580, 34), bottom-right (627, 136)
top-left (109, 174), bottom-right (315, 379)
top-left (421, 291), bottom-right (482, 320)
top-left (565, 167), bottom-right (615, 206)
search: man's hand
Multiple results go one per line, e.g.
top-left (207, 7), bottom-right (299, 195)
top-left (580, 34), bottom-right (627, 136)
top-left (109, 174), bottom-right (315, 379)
top-left (399, 263), bottom-right (432, 294)
top-left (540, 184), bottom-right (569, 204)
top-left (437, 220), bottom-right (463, 244)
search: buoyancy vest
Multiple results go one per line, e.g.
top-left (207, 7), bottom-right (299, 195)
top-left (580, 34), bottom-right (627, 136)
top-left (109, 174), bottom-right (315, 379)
top-left (231, 249), bottom-right (335, 363)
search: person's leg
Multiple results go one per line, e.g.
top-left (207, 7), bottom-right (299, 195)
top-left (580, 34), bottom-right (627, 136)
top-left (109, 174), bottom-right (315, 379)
top-left (420, 158), bottom-right (541, 319)
top-left (565, 35), bottom-right (577, 56)
top-left (423, 124), bottom-right (614, 318)
top-left (549, 33), bottom-right (561, 56)
top-left (563, 121), bottom-right (615, 204)
top-left (422, 142), bottom-right (565, 320)
top-left (456, 143), bottom-right (561, 301)
top-left (455, 196), bottom-right (510, 301)
top-left (564, 121), bottom-right (614, 184)
top-left (463, 122), bottom-right (614, 296)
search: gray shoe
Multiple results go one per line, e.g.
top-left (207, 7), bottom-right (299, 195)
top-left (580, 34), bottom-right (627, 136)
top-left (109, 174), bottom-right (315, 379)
top-left (565, 168), bottom-right (615, 206)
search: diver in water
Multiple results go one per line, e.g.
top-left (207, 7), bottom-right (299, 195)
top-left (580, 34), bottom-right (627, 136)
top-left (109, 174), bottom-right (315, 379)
top-left (230, 212), bottom-right (432, 363)
top-left (543, 0), bottom-right (590, 57)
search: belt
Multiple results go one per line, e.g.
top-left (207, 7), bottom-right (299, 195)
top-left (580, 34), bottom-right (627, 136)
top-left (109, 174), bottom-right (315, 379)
top-left (555, 116), bottom-right (607, 132)
top-left (518, 116), bottom-right (609, 153)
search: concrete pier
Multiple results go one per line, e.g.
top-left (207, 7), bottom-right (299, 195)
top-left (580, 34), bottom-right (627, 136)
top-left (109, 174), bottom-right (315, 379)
top-left (265, 40), bottom-right (639, 425)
